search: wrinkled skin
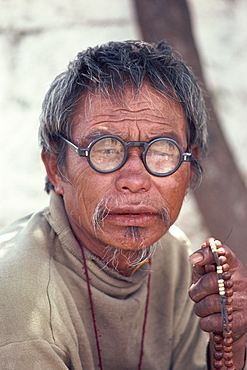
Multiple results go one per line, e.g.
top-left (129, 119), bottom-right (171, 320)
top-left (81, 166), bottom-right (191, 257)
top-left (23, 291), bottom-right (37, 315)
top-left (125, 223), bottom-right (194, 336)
top-left (43, 84), bottom-right (193, 275)
top-left (42, 82), bottom-right (247, 365)
top-left (189, 238), bottom-right (247, 369)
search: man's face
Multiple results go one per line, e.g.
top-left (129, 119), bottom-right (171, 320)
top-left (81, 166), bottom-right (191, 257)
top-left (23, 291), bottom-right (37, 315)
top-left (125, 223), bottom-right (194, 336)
top-left (51, 84), bottom-right (192, 258)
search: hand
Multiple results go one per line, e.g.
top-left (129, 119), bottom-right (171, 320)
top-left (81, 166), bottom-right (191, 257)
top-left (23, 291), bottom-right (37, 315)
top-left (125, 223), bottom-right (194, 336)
top-left (189, 238), bottom-right (247, 368)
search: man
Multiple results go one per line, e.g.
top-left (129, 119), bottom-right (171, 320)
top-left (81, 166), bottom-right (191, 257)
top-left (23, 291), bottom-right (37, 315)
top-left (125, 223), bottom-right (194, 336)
top-left (0, 40), bottom-right (246, 369)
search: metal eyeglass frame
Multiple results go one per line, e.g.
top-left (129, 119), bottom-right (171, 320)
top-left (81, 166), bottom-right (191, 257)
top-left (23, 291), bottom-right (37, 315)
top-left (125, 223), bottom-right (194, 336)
top-left (59, 134), bottom-right (192, 177)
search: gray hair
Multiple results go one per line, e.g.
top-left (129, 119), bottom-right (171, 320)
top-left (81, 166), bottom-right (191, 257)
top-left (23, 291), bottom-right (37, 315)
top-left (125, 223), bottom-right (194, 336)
top-left (39, 40), bottom-right (207, 192)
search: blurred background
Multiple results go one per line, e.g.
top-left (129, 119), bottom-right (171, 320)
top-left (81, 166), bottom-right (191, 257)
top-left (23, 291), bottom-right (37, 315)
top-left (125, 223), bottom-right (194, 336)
top-left (0, 0), bottom-right (247, 262)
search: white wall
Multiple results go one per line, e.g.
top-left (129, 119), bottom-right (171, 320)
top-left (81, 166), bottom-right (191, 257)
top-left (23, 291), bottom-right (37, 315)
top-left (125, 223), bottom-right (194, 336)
top-left (1, 0), bottom-right (247, 250)
top-left (0, 0), bottom-right (140, 226)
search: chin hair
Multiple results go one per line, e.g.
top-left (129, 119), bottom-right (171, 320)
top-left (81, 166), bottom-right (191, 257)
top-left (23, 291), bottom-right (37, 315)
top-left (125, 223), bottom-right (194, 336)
top-left (92, 198), bottom-right (170, 272)
top-left (124, 226), bottom-right (143, 241)
top-left (101, 242), bottom-right (157, 271)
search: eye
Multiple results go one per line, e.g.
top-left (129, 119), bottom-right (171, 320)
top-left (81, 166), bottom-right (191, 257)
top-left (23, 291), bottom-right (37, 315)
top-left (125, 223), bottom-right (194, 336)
top-left (94, 138), bottom-right (123, 155)
top-left (100, 148), bottom-right (120, 155)
top-left (89, 137), bottom-right (126, 171)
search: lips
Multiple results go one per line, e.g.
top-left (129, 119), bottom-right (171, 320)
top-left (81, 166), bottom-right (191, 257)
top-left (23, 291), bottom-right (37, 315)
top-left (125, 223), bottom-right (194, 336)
top-left (105, 206), bottom-right (161, 227)
top-left (108, 205), bottom-right (160, 214)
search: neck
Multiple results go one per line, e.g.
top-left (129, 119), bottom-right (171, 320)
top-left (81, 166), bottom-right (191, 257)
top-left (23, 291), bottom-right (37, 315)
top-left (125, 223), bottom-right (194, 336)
top-left (72, 226), bottom-right (154, 276)
top-left (99, 244), bottom-right (154, 276)
top-left (79, 240), bottom-right (152, 370)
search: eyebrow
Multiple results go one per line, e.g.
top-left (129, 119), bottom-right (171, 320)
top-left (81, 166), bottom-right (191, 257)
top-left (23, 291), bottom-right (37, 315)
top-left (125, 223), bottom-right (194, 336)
top-left (80, 129), bottom-right (184, 146)
top-left (87, 130), bottom-right (112, 140)
top-left (77, 130), bottom-right (111, 146)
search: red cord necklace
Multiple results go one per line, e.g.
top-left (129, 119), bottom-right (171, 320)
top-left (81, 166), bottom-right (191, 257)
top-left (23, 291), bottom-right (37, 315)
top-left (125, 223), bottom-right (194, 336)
top-left (78, 240), bottom-right (152, 370)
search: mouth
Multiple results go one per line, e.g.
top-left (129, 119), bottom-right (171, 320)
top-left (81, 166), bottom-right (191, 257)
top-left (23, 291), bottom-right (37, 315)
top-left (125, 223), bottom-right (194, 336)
top-left (93, 199), bottom-right (170, 232)
top-left (105, 207), bottom-right (161, 227)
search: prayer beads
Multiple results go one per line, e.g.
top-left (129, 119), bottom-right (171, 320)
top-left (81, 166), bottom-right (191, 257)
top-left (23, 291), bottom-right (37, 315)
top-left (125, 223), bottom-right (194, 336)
top-left (209, 238), bottom-right (236, 370)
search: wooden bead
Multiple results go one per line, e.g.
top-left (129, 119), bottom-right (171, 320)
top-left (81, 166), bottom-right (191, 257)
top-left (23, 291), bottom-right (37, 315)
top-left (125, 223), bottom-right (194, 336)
top-left (223, 351), bottom-right (233, 361)
top-left (226, 297), bottom-right (233, 305)
top-left (217, 266), bottom-right (223, 274)
top-left (211, 247), bottom-right (217, 254)
top-left (226, 306), bottom-right (233, 314)
top-left (213, 360), bottom-right (224, 369)
top-left (224, 280), bottom-right (233, 288)
top-left (223, 337), bottom-right (233, 346)
top-left (223, 345), bottom-right (233, 353)
top-left (222, 263), bottom-right (230, 272)
top-left (219, 255), bottom-right (227, 264)
top-left (225, 330), bottom-right (233, 338)
top-left (223, 322), bottom-right (233, 330)
top-left (225, 289), bottom-right (233, 297)
top-left (214, 352), bottom-right (223, 360)
top-left (222, 271), bottom-right (231, 280)
top-left (227, 314), bottom-right (233, 322)
top-left (208, 238), bottom-right (235, 370)
top-left (210, 240), bottom-right (217, 252)
top-left (213, 334), bottom-right (223, 343)
top-left (223, 321), bottom-right (233, 328)
top-left (224, 359), bottom-right (234, 367)
top-left (214, 343), bottom-right (223, 351)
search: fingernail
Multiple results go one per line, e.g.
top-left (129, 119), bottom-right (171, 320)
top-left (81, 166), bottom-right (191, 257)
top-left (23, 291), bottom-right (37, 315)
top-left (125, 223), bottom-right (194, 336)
top-left (189, 252), bottom-right (204, 264)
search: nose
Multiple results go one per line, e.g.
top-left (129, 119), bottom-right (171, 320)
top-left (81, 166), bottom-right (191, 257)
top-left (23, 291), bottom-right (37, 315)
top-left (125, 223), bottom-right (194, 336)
top-left (115, 148), bottom-right (152, 193)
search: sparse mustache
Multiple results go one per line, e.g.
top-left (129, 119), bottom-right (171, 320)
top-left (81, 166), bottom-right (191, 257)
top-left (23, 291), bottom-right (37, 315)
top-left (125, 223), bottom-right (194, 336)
top-left (92, 197), bottom-right (171, 232)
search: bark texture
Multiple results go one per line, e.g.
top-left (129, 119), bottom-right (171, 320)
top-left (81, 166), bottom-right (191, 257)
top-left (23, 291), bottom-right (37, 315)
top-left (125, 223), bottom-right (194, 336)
top-left (134, 0), bottom-right (247, 268)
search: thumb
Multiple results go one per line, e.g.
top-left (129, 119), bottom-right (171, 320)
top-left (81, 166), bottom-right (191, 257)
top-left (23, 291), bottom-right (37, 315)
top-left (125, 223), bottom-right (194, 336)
top-left (189, 245), bottom-right (215, 266)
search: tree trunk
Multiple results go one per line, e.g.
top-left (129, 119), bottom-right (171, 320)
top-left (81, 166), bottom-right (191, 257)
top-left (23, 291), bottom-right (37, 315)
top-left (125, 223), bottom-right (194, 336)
top-left (134, 0), bottom-right (247, 268)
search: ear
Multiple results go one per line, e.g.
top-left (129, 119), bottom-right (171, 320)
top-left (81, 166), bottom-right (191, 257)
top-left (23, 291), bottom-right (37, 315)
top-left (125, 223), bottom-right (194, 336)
top-left (191, 144), bottom-right (200, 161)
top-left (189, 144), bottom-right (200, 182)
top-left (41, 150), bottom-right (65, 195)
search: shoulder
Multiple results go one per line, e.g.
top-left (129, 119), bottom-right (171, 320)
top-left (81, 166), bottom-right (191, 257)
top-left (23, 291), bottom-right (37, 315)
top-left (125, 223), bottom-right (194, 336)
top-left (0, 210), bottom-right (58, 346)
top-left (0, 208), bottom-right (54, 267)
top-left (0, 208), bottom-right (55, 287)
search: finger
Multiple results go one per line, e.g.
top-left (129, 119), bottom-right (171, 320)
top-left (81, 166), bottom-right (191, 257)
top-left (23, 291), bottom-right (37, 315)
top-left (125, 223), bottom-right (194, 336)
top-left (193, 293), bottom-right (220, 317)
top-left (190, 246), bottom-right (215, 284)
top-left (205, 264), bottom-right (216, 273)
top-left (199, 310), bottom-right (245, 338)
top-left (191, 260), bottom-right (216, 284)
top-left (189, 246), bottom-right (215, 267)
top-left (189, 239), bottom-right (237, 270)
top-left (191, 259), bottom-right (231, 285)
top-left (199, 312), bottom-right (225, 333)
top-left (230, 311), bottom-right (247, 341)
top-left (189, 271), bottom-right (218, 302)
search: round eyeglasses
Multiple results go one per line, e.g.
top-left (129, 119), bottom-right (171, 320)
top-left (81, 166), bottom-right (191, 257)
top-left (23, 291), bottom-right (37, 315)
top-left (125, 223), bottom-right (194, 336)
top-left (59, 134), bottom-right (191, 177)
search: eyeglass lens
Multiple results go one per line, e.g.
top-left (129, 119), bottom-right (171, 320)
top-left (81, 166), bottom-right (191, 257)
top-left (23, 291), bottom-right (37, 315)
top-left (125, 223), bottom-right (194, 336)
top-left (145, 140), bottom-right (180, 174)
top-left (89, 137), bottom-right (181, 174)
top-left (90, 137), bottom-right (125, 171)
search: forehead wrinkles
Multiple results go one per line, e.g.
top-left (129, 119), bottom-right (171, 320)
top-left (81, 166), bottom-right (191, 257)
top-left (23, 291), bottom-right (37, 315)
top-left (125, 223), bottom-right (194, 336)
top-left (72, 85), bottom-right (186, 132)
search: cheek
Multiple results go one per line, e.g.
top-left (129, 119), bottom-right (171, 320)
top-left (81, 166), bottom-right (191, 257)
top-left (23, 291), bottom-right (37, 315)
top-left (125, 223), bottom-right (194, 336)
top-left (61, 159), bottom-right (93, 216)
top-left (158, 168), bottom-right (190, 221)
top-left (63, 162), bottom-right (113, 223)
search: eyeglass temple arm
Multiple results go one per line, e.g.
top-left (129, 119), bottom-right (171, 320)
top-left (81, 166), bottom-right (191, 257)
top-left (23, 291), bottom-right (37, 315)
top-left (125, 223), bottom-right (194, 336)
top-left (59, 135), bottom-right (88, 157)
top-left (182, 152), bottom-right (192, 162)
